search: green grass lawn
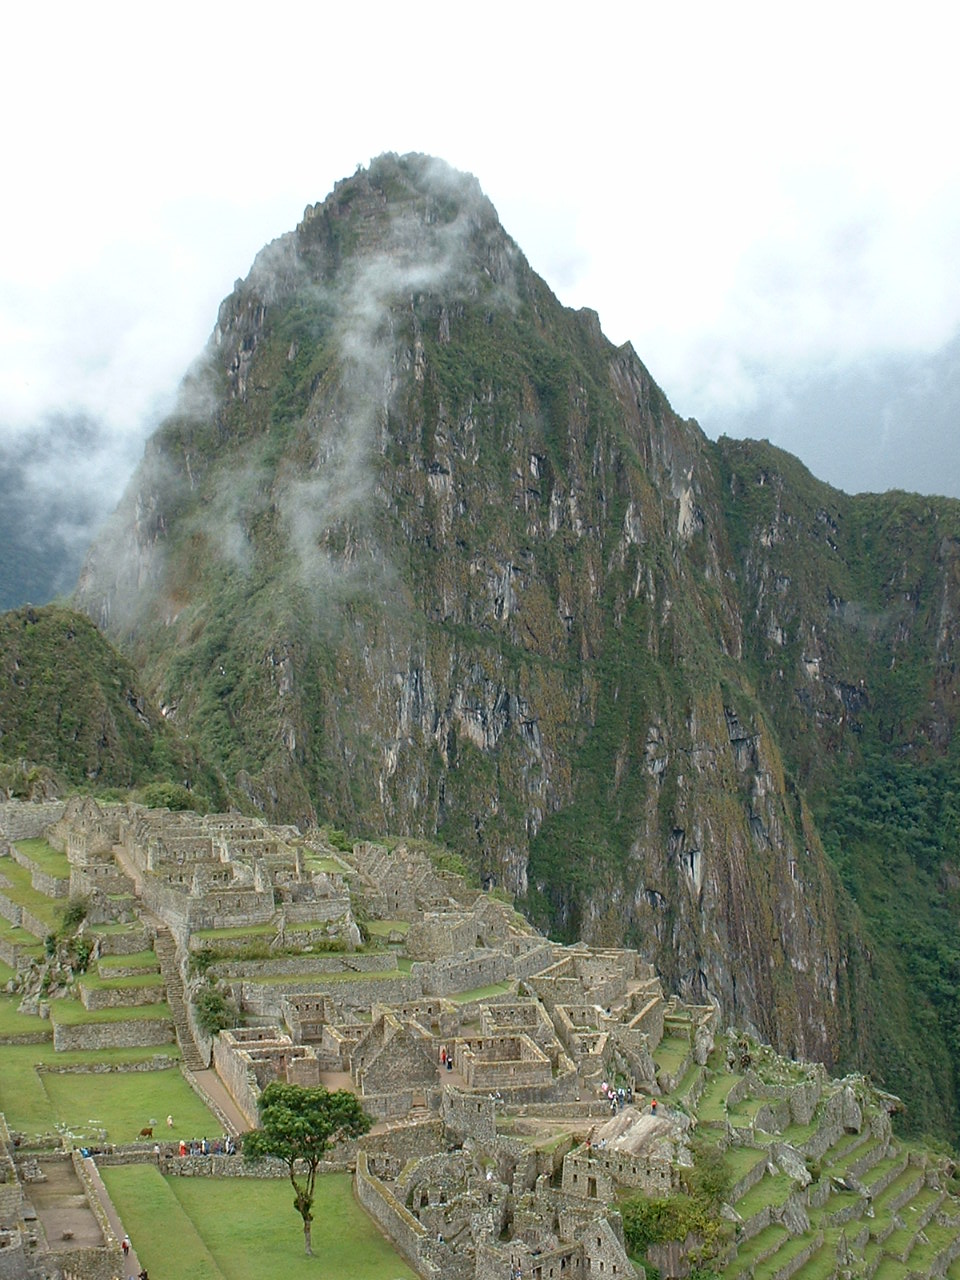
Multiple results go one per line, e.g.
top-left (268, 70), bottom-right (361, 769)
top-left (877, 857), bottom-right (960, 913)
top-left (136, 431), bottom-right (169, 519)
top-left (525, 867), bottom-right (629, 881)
top-left (0, 994), bottom-right (53, 1038)
top-left (13, 838), bottom-right (71, 879)
top-left (0, 957), bottom-right (15, 983)
top-left (41, 1066), bottom-right (218, 1143)
top-left (101, 1166), bottom-right (419, 1279)
top-left (0, 1042), bottom-right (179, 1136)
top-left (697, 1071), bottom-right (739, 1124)
top-left (653, 1033), bottom-right (691, 1077)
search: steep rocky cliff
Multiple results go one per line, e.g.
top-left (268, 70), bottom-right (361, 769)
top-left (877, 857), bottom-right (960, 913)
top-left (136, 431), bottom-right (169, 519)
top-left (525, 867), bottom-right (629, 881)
top-left (74, 155), bottom-right (960, 1137)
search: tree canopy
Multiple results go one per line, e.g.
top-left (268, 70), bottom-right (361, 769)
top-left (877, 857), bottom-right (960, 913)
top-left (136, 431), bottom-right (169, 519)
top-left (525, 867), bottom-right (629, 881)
top-left (243, 1082), bottom-right (371, 1255)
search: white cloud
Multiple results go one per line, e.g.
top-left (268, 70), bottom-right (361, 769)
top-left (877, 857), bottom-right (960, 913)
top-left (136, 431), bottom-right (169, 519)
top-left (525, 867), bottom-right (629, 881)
top-left (2, 0), bottom-right (960, 510)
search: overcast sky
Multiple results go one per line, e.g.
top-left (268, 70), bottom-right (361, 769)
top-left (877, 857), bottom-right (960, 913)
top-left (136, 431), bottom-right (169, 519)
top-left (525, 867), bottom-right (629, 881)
top-left (3, 0), bottom-right (960, 516)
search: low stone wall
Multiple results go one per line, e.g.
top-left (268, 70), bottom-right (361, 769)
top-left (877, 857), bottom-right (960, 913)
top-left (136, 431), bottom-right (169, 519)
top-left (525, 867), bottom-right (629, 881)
top-left (93, 926), bottom-right (152, 956)
top-left (0, 894), bottom-right (21, 927)
top-left (79, 983), bottom-right (166, 1011)
top-left (38, 1055), bottom-right (176, 1076)
top-left (210, 953), bottom-right (394, 979)
top-left (19, 907), bottom-right (54, 941)
top-left (52, 1017), bottom-right (175, 1052)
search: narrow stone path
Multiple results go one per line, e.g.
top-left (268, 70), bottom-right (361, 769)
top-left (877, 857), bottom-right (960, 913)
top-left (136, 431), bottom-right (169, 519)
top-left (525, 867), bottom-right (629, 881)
top-left (189, 1068), bottom-right (249, 1135)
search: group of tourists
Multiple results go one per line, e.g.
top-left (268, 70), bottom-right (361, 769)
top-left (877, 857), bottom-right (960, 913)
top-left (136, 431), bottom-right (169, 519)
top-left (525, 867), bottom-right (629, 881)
top-left (599, 1080), bottom-right (633, 1113)
top-left (175, 1135), bottom-right (237, 1157)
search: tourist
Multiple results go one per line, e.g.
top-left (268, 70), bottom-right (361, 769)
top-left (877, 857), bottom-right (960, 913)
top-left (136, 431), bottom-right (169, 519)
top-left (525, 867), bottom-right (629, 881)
top-left (121, 1236), bottom-right (130, 1256)
top-left (166, 1114), bottom-right (173, 1128)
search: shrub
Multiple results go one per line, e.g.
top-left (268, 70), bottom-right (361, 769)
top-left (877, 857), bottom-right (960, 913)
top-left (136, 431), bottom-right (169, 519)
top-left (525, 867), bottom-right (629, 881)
top-left (192, 982), bottom-right (239, 1036)
top-left (60, 896), bottom-right (89, 934)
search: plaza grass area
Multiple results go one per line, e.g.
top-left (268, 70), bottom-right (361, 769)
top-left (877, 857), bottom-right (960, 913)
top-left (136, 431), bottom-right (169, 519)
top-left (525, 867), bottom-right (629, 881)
top-left (101, 1165), bottom-right (419, 1280)
top-left (0, 1042), bottom-right (181, 1137)
top-left (41, 1066), bottom-right (218, 1143)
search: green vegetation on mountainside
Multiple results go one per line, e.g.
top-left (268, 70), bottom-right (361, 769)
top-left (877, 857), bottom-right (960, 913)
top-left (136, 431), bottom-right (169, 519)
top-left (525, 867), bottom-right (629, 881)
top-left (816, 755), bottom-right (960, 1140)
top-left (719, 438), bottom-right (960, 1142)
top-left (0, 605), bottom-right (227, 806)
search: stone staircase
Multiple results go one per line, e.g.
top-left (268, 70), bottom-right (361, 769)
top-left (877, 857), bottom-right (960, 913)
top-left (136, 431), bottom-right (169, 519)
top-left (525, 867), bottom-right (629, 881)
top-left (153, 927), bottom-right (206, 1071)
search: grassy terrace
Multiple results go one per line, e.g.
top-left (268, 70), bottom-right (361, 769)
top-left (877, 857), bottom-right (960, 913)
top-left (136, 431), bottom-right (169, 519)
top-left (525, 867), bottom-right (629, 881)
top-left (665, 1061), bottom-right (702, 1101)
top-left (0, 994), bottom-right (53, 1038)
top-left (48, 996), bottom-right (172, 1024)
top-left (697, 1071), bottom-right (739, 1124)
top-left (653, 1033), bottom-right (690, 1077)
top-left (304, 856), bottom-right (350, 873)
top-left (364, 919), bottom-right (410, 936)
top-left (735, 1172), bottom-right (796, 1218)
top-left (0, 858), bottom-right (63, 929)
top-left (0, 957), bottom-right (15, 983)
top-left (41, 1068), bottom-right (218, 1143)
top-left (0, 914), bottom-right (44, 954)
top-left (192, 924), bottom-right (275, 941)
top-left (450, 981), bottom-right (515, 1004)
top-left (872, 1166), bottom-right (923, 1214)
top-left (724, 1222), bottom-right (788, 1273)
top-left (101, 1167), bottom-right (418, 1280)
top-left (97, 949), bottom-right (160, 971)
top-left (79, 971), bottom-right (165, 990)
top-left (724, 1145), bottom-right (769, 1186)
top-left (751, 1230), bottom-right (822, 1280)
top-left (13, 838), bottom-right (71, 879)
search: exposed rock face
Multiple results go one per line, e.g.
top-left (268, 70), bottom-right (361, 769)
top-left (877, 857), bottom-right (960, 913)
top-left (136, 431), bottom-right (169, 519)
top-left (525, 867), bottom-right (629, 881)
top-left (74, 155), bottom-right (960, 1108)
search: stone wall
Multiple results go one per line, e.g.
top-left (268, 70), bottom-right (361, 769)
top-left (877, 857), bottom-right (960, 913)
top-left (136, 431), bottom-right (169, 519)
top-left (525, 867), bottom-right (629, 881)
top-left (441, 1090), bottom-right (497, 1144)
top-left (209, 953), bottom-right (394, 979)
top-left (78, 983), bottom-right (166, 1012)
top-left (354, 1151), bottom-right (441, 1278)
top-left (52, 1017), bottom-right (174, 1052)
top-left (454, 1034), bottom-right (553, 1090)
top-left (405, 913), bottom-right (477, 962)
top-left (0, 894), bottom-right (21, 928)
top-left (0, 802), bottom-right (65, 842)
top-left (358, 1118), bottom-right (445, 1178)
top-left (92, 926), bottom-right (152, 956)
top-left (414, 949), bottom-right (512, 997)
top-left (237, 972), bottom-right (422, 1017)
top-left (6, 846), bottom-right (69, 899)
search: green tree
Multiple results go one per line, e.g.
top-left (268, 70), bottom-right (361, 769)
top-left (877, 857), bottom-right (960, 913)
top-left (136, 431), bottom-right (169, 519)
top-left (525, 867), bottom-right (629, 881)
top-left (242, 1083), bottom-right (371, 1255)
